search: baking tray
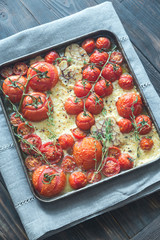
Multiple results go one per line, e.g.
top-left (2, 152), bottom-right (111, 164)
top-left (0, 30), bottom-right (160, 202)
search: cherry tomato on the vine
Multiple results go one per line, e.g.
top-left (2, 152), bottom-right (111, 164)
top-left (76, 111), bottom-right (95, 131)
top-left (44, 51), bottom-right (60, 64)
top-left (135, 115), bottom-right (152, 135)
top-left (96, 37), bottom-right (111, 50)
top-left (20, 134), bottom-right (42, 155)
top-left (110, 51), bottom-right (123, 65)
top-left (64, 96), bottom-right (84, 115)
top-left (82, 65), bottom-right (100, 83)
top-left (118, 118), bottom-right (133, 133)
top-left (118, 153), bottom-right (134, 171)
top-left (102, 63), bottom-right (122, 82)
top-left (94, 78), bottom-right (113, 97)
top-left (74, 80), bottom-right (92, 97)
top-left (85, 93), bottom-right (104, 115)
top-left (118, 73), bottom-right (134, 90)
top-left (90, 50), bottom-right (109, 67)
top-left (81, 38), bottom-right (95, 54)
top-left (40, 142), bottom-right (63, 164)
top-left (140, 137), bottom-right (154, 150)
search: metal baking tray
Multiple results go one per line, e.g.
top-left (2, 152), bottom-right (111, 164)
top-left (0, 30), bottom-right (160, 202)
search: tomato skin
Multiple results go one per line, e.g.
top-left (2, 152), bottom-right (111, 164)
top-left (118, 74), bottom-right (134, 90)
top-left (76, 111), bottom-right (95, 131)
top-left (17, 122), bottom-right (34, 136)
top-left (118, 153), bottom-right (133, 170)
top-left (21, 92), bottom-right (52, 122)
top-left (71, 128), bottom-right (87, 139)
top-left (0, 66), bottom-right (13, 78)
top-left (20, 134), bottom-right (42, 155)
top-left (25, 155), bottom-right (42, 171)
top-left (94, 78), bottom-right (113, 97)
top-left (69, 171), bottom-right (87, 189)
top-left (116, 93), bottom-right (142, 119)
top-left (44, 51), bottom-right (59, 64)
top-left (40, 142), bottom-right (63, 164)
top-left (61, 155), bottom-right (77, 173)
top-left (10, 113), bottom-right (23, 127)
top-left (140, 137), bottom-right (154, 150)
top-left (27, 62), bottom-right (59, 91)
top-left (102, 63), bottom-right (122, 82)
top-left (96, 37), bottom-right (111, 50)
top-left (13, 62), bottom-right (28, 76)
top-left (73, 137), bottom-right (102, 170)
top-left (85, 94), bottom-right (104, 115)
top-left (86, 170), bottom-right (102, 183)
top-left (110, 51), bottom-right (123, 65)
top-left (81, 38), bottom-right (95, 53)
top-left (118, 118), bottom-right (133, 133)
top-left (108, 146), bottom-right (121, 159)
top-left (102, 157), bottom-right (120, 177)
top-left (90, 50), bottom-right (109, 67)
top-left (135, 115), bottom-right (152, 135)
top-left (82, 66), bottom-right (100, 83)
top-left (58, 134), bottom-right (75, 150)
top-left (2, 75), bottom-right (27, 103)
top-left (32, 165), bottom-right (66, 197)
top-left (74, 80), bottom-right (92, 97)
top-left (64, 97), bottom-right (84, 115)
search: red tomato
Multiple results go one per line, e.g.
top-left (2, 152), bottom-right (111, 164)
top-left (44, 51), bottom-right (60, 64)
top-left (13, 62), bottom-right (28, 76)
top-left (81, 38), bottom-right (95, 53)
top-left (118, 153), bottom-right (133, 170)
top-left (0, 66), bottom-right (13, 78)
top-left (96, 37), bottom-right (111, 50)
top-left (64, 96), bottom-right (84, 115)
top-left (32, 165), bottom-right (66, 197)
top-left (108, 146), bottom-right (121, 159)
top-left (25, 155), bottom-right (42, 171)
top-left (82, 65), bottom-right (100, 83)
top-left (61, 155), bottom-right (77, 173)
top-left (69, 171), bottom-right (87, 189)
top-left (74, 80), bottom-right (92, 97)
top-left (21, 92), bottom-right (52, 122)
top-left (58, 134), bottom-right (75, 150)
top-left (135, 115), bottom-right (152, 135)
top-left (10, 113), bottom-right (23, 127)
top-left (2, 75), bottom-right (27, 103)
top-left (102, 157), bottom-right (120, 177)
top-left (27, 62), bottom-right (59, 91)
top-left (76, 111), bottom-right (95, 131)
top-left (20, 134), bottom-right (42, 155)
top-left (102, 63), bottom-right (122, 82)
top-left (40, 142), bottom-right (63, 164)
top-left (90, 50), bottom-right (109, 67)
top-left (17, 122), bottom-right (34, 136)
top-left (85, 94), bottom-right (104, 115)
top-left (118, 118), bottom-right (133, 133)
top-left (118, 74), bottom-right (134, 90)
top-left (116, 93), bottom-right (142, 119)
top-left (71, 128), bottom-right (87, 139)
top-left (86, 170), bottom-right (102, 183)
top-left (94, 78), bottom-right (113, 97)
top-left (140, 137), bottom-right (154, 150)
top-left (110, 51), bottom-right (123, 65)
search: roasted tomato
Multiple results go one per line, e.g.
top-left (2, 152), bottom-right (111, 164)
top-left (44, 51), bottom-right (60, 64)
top-left (69, 171), bottom-right (87, 189)
top-left (71, 128), bottom-right (87, 139)
top-left (10, 113), bottom-right (23, 127)
top-left (118, 118), bottom-right (133, 133)
top-left (94, 78), bottom-right (113, 97)
top-left (110, 51), bottom-right (123, 65)
top-left (40, 142), bottom-right (63, 164)
top-left (82, 66), bottom-right (100, 83)
top-left (13, 62), bottom-right (28, 76)
top-left (86, 170), bottom-right (102, 183)
top-left (17, 122), bottom-right (34, 136)
top-left (32, 165), bottom-right (66, 197)
top-left (102, 157), bottom-right (120, 177)
top-left (76, 111), bottom-right (95, 131)
top-left (96, 37), bottom-right (111, 50)
top-left (85, 94), bottom-right (104, 115)
top-left (135, 115), bottom-right (152, 135)
top-left (58, 134), bottom-right (75, 150)
top-left (0, 66), bottom-right (13, 78)
top-left (64, 96), bottom-right (84, 115)
top-left (118, 153), bottom-right (133, 170)
top-left (108, 146), bottom-right (121, 159)
top-left (74, 80), bottom-right (92, 97)
top-left (118, 74), bottom-right (134, 90)
top-left (116, 93), bottom-right (142, 119)
top-left (27, 62), bottom-right (59, 91)
top-left (73, 137), bottom-right (102, 170)
top-left (140, 137), bottom-right (154, 150)
top-left (81, 38), bottom-right (95, 53)
top-left (25, 155), bottom-right (42, 171)
top-left (102, 63), bottom-right (122, 82)
top-left (20, 134), bottom-right (42, 155)
top-left (61, 155), bottom-right (77, 173)
top-left (2, 75), bottom-right (27, 103)
top-left (90, 50), bottom-right (109, 67)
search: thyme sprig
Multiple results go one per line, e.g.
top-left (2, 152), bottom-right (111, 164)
top-left (42, 173), bottom-right (59, 184)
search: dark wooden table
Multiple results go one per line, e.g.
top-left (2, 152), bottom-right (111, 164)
top-left (0, 0), bottom-right (160, 239)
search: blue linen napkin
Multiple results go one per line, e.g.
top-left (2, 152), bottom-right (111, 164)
top-left (0, 2), bottom-right (160, 240)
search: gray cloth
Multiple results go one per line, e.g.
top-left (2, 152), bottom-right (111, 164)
top-left (0, 2), bottom-right (160, 240)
